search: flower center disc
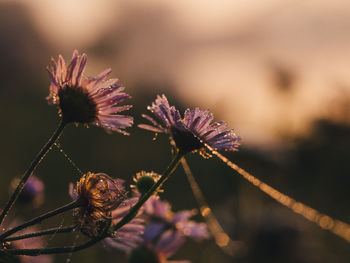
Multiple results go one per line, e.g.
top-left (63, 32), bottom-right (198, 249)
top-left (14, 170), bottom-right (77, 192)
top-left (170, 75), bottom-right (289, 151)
top-left (171, 127), bottom-right (203, 154)
top-left (58, 85), bottom-right (97, 123)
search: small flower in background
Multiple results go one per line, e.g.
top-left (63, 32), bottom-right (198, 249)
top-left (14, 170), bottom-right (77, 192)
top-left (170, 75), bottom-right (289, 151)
top-left (104, 197), bottom-right (145, 253)
top-left (0, 220), bottom-right (52, 263)
top-left (71, 172), bottom-right (127, 237)
top-left (131, 171), bottom-right (162, 196)
top-left (10, 176), bottom-right (44, 207)
top-left (139, 95), bottom-right (240, 154)
top-left (47, 50), bottom-right (133, 134)
top-left (143, 196), bottom-right (209, 241)
top-left (127, 196), bottom-right (208, 263)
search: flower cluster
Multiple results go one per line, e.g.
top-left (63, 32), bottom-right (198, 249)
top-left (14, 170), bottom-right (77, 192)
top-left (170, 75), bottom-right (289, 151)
top-left (0, 50), bottom-right (242, 262)
top-left (70, 169), bottom-right (209, 262)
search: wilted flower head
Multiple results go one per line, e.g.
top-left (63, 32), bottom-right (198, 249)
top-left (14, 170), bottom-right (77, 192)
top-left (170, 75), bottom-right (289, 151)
top-left (128, 196), bottom-right (208, 263)
top-left (72, 172), bottom-right (127, 237)
top-left (131, 171), bottom-right (162, 196)
top-left (47, 50), bottom-right (133, 134)
top-left (138, 95), bottom-right (240, 154)
top-left (11, 175), bottom-right (44, 207)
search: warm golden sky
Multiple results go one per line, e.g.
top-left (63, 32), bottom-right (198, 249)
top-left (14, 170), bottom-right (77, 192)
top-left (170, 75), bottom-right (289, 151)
top-left (4, 0), bottom-right (350, 147)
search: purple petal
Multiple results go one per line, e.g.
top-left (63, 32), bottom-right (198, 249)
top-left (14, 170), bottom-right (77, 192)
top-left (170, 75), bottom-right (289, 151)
top-left (75, 53), bottom-right (87, 85)
top-left (138, 124), bottom-right (165, 133)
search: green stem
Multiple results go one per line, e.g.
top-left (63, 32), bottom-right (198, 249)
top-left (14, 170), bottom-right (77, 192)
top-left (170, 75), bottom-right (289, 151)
top-left (0, 121), bottom-right (66, 226)
top-left (3, 226), bottom-right (76, 242)
top-left (0, 200), bottom-right (80, 240)
top-left (112, 151), bottom-right (183, 232)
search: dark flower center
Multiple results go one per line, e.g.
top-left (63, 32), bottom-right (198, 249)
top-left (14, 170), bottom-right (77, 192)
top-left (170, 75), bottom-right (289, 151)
top-left (58, 85), bottom-right (97, 123)
top-left (171, 126), bottom-right (203, 154)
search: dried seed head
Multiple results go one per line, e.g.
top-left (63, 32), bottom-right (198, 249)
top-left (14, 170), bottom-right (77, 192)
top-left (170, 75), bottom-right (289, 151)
top-left (74, 172), bottom-right (126, 237)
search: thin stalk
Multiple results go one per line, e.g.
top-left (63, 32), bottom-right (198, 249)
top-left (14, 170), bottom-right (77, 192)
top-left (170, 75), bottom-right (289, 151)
top-left (4, 235), bottom-right (104, 256)
top-left (5, 221), bottom-right (112, 256)
top-left (0, 121), bottom-right (66, 225)
top-left (206, 143), bottom-right (350, 243)
top-left (181, 157), bottom-right (245, 257)
top-left (4, 153), bottom-right (183, 256)
top-left (3, 226), bottom-right (76, 242)
top-left (0, 200), bottom-right (80, 240)
top-left (113, 151), bottom-right (183, 232)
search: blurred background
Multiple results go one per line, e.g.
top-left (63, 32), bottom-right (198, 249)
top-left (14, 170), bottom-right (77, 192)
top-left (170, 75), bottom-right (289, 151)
top-left (1, 0), bottom-right (350, 262)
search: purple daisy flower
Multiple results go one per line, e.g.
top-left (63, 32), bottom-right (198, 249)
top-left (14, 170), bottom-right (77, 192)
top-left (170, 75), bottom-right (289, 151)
top-left (69, 172), bottom-right (127, 238)
top-left (47, 50), bottom-right (133, 134)
top-left (138, 95), bottom-right (240, 154)
top-left (127, 196), bottom-right (208, 263)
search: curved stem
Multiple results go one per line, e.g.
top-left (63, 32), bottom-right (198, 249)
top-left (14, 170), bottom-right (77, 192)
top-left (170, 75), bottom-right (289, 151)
top-left (0, 200), bottom-right (80, 240)
top-left (207, 143), bottom-right (350, 243)
top-left (181, 157), bottom-right (245, 256)
top-left (4, 153), bottom-right (183, 256)
top-left (112, 151), bottom-right (183, 232)
top-left (0, 121), bottom-right (66, 225)
top-left (3, 226), bottom-right (76, 242)
top-left (5, 221), bottom-right (111, 256)
top-left (4, 236), bottom-right (104, 256)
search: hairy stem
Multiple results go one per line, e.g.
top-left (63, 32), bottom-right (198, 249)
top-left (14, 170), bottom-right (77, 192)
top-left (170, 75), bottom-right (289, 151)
top-left (3, 236), bottom-right (103, 256)
top-left (0, 200), bottom-right (80, 240)
top-left (4, 221), bottom-right (111, 256)
top-left (3, 226), bottom-right (76, 242)
top-left (0, 121), bottom-right (66, 225)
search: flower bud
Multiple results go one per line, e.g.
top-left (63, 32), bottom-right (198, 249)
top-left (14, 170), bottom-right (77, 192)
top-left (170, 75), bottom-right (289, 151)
top-left (132, 171), bottom-right (161, 196)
